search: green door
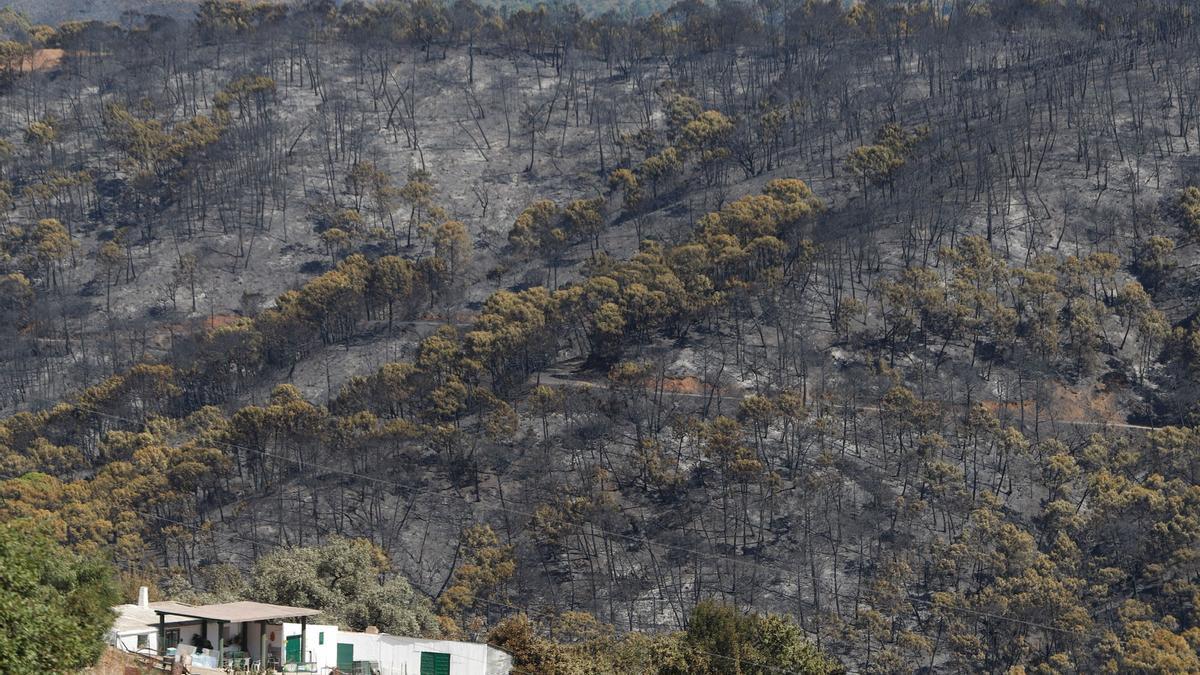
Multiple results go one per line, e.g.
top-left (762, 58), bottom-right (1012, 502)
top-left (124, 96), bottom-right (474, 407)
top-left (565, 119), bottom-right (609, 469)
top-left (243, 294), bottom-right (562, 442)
top-left (336, 643), bottom-right (354, 671)
top-left (285, 635), bottom-right (301, 663)
top-left (420, 651), bottom-right (450, 675)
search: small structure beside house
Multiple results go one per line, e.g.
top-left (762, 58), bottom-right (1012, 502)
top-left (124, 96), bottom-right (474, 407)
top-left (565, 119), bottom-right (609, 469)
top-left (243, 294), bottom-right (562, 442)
top-left (108, 586), bottom-right (159, 654)
top-left (108, 587), bottom-right (512, 674)
top-left (336, 631), bottom-right (511, 675)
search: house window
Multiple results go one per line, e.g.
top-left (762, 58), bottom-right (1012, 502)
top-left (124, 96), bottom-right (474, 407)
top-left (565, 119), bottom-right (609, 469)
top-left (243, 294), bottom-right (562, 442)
top-left (165, 629), bottom-right (180, 650)
top-left (420, 651), bottom-right (450, 675)
top-left (318, 631), bottom-right (324, 645)
top-left (136, 634), bottom-right (149, 650)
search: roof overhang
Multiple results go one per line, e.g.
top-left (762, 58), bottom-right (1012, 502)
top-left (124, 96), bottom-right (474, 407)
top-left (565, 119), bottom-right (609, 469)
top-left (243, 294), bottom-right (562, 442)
top-left (151, 601), bottom-right (322, 624)
top-left (110, 625), bottom-right (158, 636)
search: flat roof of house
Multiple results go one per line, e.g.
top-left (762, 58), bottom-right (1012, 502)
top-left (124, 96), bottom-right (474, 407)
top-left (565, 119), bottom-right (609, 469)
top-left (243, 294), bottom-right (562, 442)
top-left (110, 604), bottom-right (160, 635)
top-left (151, 600), bottom-right (322, 623)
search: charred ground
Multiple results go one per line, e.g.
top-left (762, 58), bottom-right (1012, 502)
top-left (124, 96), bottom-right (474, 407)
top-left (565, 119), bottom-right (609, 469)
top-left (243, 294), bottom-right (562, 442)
top-left (3, 2), bottom-right (1200, 673)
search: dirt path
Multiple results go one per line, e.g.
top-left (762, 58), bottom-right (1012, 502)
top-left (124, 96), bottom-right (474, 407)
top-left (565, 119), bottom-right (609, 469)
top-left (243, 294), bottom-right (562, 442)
top-left (533, 370), bottom-right (1160, 432)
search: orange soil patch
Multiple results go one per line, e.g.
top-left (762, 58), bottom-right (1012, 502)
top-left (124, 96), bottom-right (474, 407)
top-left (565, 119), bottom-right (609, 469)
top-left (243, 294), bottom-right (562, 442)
top-left (657, 372), bottom-right (720, 393)
top-left (19, 49), bottom-right (64, 72)
top-left (1049, 380), bottom-right (1121, 423)
top-left (978, 381), bottom-right (1121, 424)
top-left (658, 375), bottom-right (707, 394)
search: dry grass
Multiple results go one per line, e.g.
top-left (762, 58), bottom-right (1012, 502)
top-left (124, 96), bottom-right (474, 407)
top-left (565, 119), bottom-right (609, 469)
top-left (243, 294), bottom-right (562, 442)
top-left (81, 647), bottom-right (143, 675)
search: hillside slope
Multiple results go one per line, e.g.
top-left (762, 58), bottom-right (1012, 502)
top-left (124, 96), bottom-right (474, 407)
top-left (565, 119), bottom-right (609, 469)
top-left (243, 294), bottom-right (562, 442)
top-left (2, 2), bottom-right (1200, 673)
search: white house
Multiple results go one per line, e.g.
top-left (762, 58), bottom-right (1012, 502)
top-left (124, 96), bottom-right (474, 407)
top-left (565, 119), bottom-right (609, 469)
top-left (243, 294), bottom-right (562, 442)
top-left (109, 588), bottom-right (512, 675)
top-left (109, 593), bottom-right (333, 670)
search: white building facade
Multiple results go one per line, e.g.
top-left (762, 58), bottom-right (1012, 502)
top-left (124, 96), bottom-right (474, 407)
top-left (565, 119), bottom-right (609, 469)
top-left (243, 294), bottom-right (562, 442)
top-left (108, 588), bottom-right (511, 675)
top-left (335, 631), bottom-right (512, 675)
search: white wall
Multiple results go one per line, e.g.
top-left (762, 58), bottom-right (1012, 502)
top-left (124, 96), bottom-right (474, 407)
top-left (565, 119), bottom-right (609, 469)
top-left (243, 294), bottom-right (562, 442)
top-left (484, 645), bottom-right (512, 675)
top-left (336, 632), bottom-right (405, 672)
top-left (111, 630), bottom-right (156, 653)
top-left (116, 621), bottom-right (511, 675)
top-left (281, 621), bottom-right (339, 670)
top-left (175, 622), bottom-right (208, 651)
top-left (335, 632), bottom-right (510, 675)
